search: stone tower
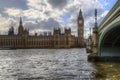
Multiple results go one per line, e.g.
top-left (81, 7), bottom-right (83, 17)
top-left (8, 26), bottom-right (14, 35)
top-left (77, 9), bottom-right (84, 47)
top-left (92, 8), bottom-right (98, 55)
top-left (18, 17), bottom-right (24, 35)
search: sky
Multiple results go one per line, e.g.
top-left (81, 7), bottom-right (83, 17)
top-left (0, 0), bottom-right (117, 38)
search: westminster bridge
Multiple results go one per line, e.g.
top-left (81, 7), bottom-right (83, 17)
top-left (87, 0), bottom-right (120, 57)
top-left (98, 0), bottom-right (120, 56)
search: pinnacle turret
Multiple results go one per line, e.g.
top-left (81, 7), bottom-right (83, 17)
top-left (78, 9), bottom-right (83, 19)
top-left (95, 8), bottom-right (97, 27)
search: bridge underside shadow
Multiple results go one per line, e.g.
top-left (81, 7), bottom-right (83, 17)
top-left (101, 25), bottom-right (120, 56)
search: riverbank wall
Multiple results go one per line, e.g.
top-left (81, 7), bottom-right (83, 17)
top-left (88, 55), bottom-right (120, 63)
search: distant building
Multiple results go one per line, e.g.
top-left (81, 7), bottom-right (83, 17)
top-left (0, 9), bottom-right (84, 49)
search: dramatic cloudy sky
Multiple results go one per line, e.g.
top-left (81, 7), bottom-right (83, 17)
top-left (0, 0), bottom-right (117, 38)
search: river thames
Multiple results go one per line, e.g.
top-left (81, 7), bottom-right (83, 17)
top-left (0, 49), bottom-right (120, 80)
top-left (0, 49), bottom-right (97, 80)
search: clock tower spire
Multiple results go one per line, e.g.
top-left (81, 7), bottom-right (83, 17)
top-left (18, 17), bottom-right (24, 35)
top-left (77, 8), bottom-right (84, 47)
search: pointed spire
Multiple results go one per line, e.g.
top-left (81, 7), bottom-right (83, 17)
top-left (79, 8), bottom-right (82, 15)
top-left (19, 16), bottom-right (23, 29)
top-left (78, 8), bottom-right (83, 19)
top-left (90, 27), bottom-right (91, 36)
top-left (89, 27), bottom-right (92, 39)
top-left (20, 17), bottom-right (22, 25)
top-left (79, 5), bottom-right (82, 15)
top-left (95, 8), bottom-right (97, 27)
top-left (18, 16), bottom-right (24, 35)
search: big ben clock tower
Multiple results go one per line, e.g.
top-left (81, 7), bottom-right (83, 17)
top-left (77, 9), bottom-right (84, 47)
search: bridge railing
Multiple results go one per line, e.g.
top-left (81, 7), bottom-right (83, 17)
top-left (98, 0), bottom-right (120, 32)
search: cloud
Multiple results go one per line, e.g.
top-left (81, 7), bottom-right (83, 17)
top-left (0, 0), bottom-right (117, 38)
top-left (46, 0), bottom-right (67, 9)
top-left (100, 10), bottom-right (109, 18)
top-left (4, 8), bottom-right (22, 17)
top-left (24, 18), bottom-right (59, 33)
top-left (0, 14), bottom-right (18, 34)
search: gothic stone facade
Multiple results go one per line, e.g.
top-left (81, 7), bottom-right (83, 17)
top-left (0, 9), bottom-right (84, 49)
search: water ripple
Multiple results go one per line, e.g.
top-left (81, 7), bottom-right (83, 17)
top-left (0, 48), bottom-right (97, 80)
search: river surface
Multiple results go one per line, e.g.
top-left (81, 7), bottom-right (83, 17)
top-left (0, 49), bottom-right (97, 80)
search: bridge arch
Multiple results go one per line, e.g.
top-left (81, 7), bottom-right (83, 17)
top-left (99, 18), bottom-right (120, 56)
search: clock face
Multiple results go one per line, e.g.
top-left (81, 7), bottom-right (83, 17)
top-left (79, 20), bottom-right (82, 24)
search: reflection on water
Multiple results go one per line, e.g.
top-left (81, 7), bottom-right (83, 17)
top-left (0, 49), bottom-right (97, 80)
top-left (101, 47), bottom-right (120, 56)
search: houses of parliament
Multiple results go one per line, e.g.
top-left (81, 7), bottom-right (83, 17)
top-left (0, 9), bottom-right (84, 49)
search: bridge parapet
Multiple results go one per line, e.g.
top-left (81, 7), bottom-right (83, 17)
top-left (98, 0), bottom-right (120, 33)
